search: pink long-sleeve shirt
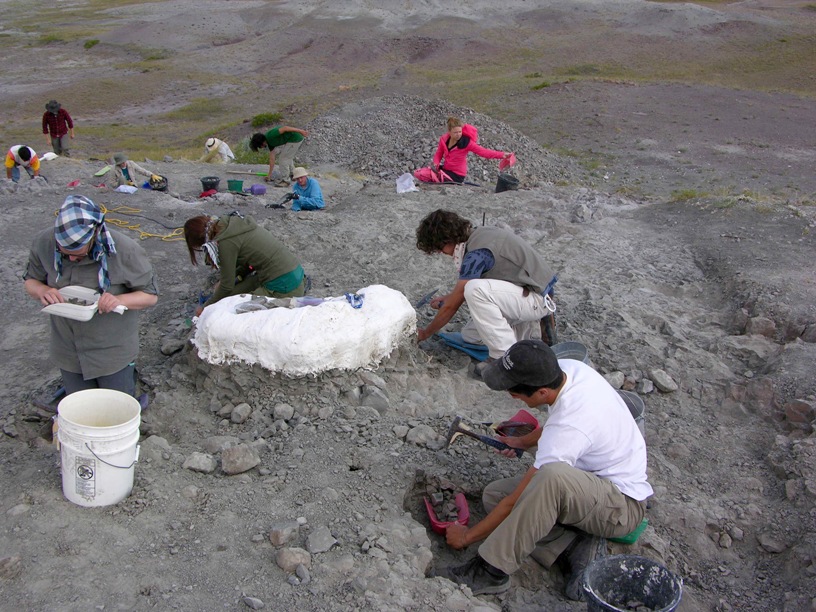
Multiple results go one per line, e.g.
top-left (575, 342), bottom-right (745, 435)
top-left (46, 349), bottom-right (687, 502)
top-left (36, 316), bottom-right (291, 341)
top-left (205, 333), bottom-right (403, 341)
top-left (432, 133), bottom-right (504, 177)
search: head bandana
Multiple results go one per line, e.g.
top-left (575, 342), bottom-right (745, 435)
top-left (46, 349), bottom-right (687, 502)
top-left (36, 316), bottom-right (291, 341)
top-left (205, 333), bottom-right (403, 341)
top-left (54, 195), bottom-right (117, 291)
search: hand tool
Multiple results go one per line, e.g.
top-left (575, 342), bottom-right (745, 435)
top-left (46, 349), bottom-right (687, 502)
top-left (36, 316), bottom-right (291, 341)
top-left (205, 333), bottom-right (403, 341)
top-left (414, 288), bottom-right (439, 309)
top-left (444, 416), bottom-right (524, 458)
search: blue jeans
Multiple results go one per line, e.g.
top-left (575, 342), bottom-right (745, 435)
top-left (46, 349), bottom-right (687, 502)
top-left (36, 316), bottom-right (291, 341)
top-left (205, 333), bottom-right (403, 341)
top-left (11, 165), bottom-right (35, 183)
top-left (61, 364), bottom-right (136, 398)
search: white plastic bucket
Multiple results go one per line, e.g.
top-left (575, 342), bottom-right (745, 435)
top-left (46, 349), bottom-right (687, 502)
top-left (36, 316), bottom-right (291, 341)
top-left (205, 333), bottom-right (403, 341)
top-left (57, 389), bottom-right (141, 507)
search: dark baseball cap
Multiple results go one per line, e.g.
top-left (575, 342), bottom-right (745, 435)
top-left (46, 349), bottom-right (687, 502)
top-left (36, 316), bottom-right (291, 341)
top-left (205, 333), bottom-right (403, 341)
top-left (482, 340), bottom-right (563, 391)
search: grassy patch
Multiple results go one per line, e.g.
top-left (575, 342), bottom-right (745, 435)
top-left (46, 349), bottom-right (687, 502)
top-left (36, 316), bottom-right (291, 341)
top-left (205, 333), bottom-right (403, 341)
top-left (233, 138), bottom-right (270, 165)
top-left (84, 39), bottom-right (100, 50)
top-left (163, 99), bottom-right (227, 122)
top-left (39, 33), bottom-right (66, 44)
top-left (251, 113), bottom-right (283, 128)
top-left (531, 81), bottom-right (551, 90)
top-left (669, 188), bottom-right (707, 202)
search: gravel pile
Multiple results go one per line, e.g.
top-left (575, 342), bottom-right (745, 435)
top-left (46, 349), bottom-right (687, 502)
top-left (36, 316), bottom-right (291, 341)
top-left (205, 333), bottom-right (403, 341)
top-left (299, 95), bottom-right (579, 187)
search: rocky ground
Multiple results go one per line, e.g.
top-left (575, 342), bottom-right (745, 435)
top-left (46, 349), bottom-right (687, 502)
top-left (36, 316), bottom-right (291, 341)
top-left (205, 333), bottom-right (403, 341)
top-left (1, 1), bottom-right (815, 611)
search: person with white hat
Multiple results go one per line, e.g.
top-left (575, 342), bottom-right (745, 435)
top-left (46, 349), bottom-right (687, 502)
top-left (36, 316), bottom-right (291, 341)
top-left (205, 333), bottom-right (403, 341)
top-left (111, 152), bottom-right (159, 188)
top-left (283, 167), bottom-right (324, 211)
top-left (198, 137), bottom-right (235, 164)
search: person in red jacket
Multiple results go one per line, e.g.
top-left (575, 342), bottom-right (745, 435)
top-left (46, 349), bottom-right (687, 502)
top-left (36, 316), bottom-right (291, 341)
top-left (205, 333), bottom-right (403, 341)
top-left (42, 100), bottom-right (75, 157)
top-left (432, 117), bottom-right (513, 183)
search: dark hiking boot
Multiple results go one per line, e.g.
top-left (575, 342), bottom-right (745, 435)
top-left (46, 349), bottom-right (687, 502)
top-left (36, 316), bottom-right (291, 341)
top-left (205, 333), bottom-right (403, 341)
top-left (540, 312), bottom-right (558, 346)
top-left (432, 555), bottom-right (510, 595)
top-left (561, 533), bottom-right (606, 601)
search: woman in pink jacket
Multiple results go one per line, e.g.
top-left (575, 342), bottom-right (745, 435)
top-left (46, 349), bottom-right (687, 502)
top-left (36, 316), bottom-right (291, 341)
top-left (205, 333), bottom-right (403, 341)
top-left (432, 117), bottom-right (512, 183)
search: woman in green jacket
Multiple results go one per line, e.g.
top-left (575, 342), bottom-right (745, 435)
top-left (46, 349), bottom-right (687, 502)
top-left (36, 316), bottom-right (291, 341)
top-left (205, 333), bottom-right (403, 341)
top-left (184, 212), bottom-right (305, 316)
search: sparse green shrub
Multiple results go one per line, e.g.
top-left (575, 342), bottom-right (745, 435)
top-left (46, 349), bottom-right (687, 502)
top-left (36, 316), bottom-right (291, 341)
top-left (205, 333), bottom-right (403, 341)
top-left (670, 189), bottom-right (705, 202)
top-left (531, 81), bottom-right (551, 90)
top-left (524, 72), bottom-right (543, 78)
top-left (233, 137), bottom-right (271, 164)
top-left (251, 113), bottom-right (282, 128)
top-left (39, 34), bottom-right (64, 44)
top-left (84, 39), bottom-right (99, 49)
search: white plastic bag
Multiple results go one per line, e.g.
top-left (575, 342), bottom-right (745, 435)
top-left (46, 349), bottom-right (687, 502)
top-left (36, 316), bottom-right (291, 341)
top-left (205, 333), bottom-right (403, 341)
top-left (396, 172), bottom-right (419, 194)
top-left (114, 185), bottom-right (138, 194)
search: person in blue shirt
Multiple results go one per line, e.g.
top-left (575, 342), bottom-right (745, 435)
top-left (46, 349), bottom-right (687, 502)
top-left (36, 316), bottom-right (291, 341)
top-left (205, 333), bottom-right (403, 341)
top-left (289, 167), bottom-right (324, 211)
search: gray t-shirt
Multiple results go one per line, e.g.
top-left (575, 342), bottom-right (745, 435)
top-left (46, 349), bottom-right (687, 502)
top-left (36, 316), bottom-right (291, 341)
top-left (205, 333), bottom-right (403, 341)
top-left (24, 228), bottom-right (158, 379)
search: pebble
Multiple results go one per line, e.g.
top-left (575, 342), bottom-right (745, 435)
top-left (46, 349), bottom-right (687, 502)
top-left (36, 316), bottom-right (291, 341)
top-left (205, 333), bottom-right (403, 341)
top-left (636, 379), bottom-right (654, 394)
top-left (295, 563), bottom-right (311, 584)
top-left (242, 596), bottom-right (265, 610)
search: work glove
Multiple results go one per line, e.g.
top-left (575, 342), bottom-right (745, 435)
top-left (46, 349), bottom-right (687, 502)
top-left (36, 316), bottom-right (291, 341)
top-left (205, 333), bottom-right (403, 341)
top-left (291, 193), bottom-right (299, 200)
top-left (283, 193), bottom-right (294, 202)
top-left (150, 174), bottom-right (161, 182)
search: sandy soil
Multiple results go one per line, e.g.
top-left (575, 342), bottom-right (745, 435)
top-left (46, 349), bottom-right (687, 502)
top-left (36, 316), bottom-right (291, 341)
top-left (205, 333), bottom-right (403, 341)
top-left (1, 1), bottom-right (815, 611)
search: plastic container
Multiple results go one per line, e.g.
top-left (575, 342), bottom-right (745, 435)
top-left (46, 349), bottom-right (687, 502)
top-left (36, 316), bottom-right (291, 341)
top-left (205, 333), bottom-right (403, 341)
top-left (583, 554), bottom-right (683, 612)
top-left (57, 389), bottom-right (141, 507)
top-left (424, 492), bottom-right (470, 535)
top-left (551, 341), bottom-right (589, 364)
top-left (201, 176), bottom-right (220, 191)
top-left (247, 184), bottom-right (266, 195)
top-left (495, 172), bottom-right (520, 193)
top-left (617, 390), bottom-right (646, 437)
top-left (227, 179), bottom-right (243, 193)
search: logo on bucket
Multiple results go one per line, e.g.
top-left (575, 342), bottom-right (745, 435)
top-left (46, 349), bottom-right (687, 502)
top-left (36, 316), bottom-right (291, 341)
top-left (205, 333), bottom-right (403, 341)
top-left (75, 457), bottom-right (96, 499)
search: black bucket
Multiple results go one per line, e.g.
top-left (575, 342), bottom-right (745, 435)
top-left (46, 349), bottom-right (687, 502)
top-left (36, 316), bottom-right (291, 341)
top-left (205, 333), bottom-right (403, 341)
top-left (201, 176), bottom-right (220, 191)
top-left (617, 390), bottom-right (646, 437)
top-left (495, 172), bottom-right (519, 193)
top-left (583, 554), bottom-right (683, 612)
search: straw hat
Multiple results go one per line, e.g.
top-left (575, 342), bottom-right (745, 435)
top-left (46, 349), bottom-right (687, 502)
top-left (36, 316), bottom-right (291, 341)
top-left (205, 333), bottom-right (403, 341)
top-left (205, 138), bottom-right (218, 151)
top-left (292, 167), bottom-right (309, 180)
top-left (113, 152), bottom-right (128, 165)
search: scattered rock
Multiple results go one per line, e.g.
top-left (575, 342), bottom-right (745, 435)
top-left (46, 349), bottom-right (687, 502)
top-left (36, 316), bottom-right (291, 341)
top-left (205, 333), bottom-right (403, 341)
top-left (649, 369), bottom-right (678, 393)
top-left (746, 316), bottom-right (776, 338)
top-left (604, 371), bottom-right (625, 389)
top-left (182, 452), bottom-right (217, 474)
top-left (203, 435), bottom-right (241, 454)
top-left (306, 526), bottom-right (337, 553)
top-left (274, 403), bottom-right (295, 421)
top-left (757, 531), bottom-right (787, 554)
top-left (276, 547), bottom-right (311, 573)
top-left (221, 444), bottom-right (260, 475)
top-left (242, 596), bottom-right (265, 610)
top-left (405, 424), bottom-right (444, 449)
top-left (269, 521), bottom-right (299, 546)
top-left (231, 402), bottom-right (253, 424)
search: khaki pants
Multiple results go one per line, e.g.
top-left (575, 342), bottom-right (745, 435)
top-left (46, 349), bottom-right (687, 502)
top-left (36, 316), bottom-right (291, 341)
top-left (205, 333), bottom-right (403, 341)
top-left (271, 141), bottom-right (303, 180)
top-left (478, 462), bottom-right (646, 574)
top-left (460, 279), bottom-right (554, 359)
